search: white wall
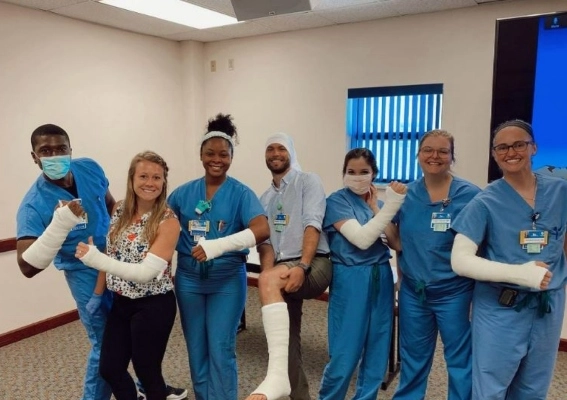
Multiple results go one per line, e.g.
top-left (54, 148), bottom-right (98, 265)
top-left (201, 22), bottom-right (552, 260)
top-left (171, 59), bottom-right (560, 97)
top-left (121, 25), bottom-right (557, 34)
top-left (2, 0), bottom-right (567, 339)
top-left (0, 2), bottom-right (191, 333)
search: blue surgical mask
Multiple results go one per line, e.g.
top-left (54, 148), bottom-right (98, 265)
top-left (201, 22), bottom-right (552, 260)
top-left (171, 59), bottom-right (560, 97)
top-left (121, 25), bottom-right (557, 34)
top-left (40, 155), bottom-right (71, 180)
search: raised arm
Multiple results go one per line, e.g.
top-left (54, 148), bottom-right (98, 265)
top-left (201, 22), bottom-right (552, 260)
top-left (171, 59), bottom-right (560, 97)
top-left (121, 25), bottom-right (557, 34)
top-left (17, 201), bottom-right (82, 278)
top-left (336, 185), bottom-right (406, 250)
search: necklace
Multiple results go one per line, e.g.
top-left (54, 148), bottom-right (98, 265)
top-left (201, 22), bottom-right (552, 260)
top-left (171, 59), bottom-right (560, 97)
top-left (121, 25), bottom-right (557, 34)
top-left (517, 174), bottom-right (537, 202)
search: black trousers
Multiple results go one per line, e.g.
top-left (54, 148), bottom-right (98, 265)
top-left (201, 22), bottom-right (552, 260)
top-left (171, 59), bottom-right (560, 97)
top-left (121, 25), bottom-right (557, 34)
top-left (100, 290), bottom-right (177, 400)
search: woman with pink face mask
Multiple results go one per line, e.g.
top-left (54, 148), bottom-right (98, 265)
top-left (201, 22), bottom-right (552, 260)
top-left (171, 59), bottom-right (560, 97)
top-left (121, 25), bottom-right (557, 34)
top-left (318, 148), bottom-right (406, 400)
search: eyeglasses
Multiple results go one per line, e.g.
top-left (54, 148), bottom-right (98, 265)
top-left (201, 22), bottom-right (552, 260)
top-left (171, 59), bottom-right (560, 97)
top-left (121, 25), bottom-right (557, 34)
top-left (492, 140), bottom-right (533, 155)
top-left (419, 147), bottom-right (452, 157)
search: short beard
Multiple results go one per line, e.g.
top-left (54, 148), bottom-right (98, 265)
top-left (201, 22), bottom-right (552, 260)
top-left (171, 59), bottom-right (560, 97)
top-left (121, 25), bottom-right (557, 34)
top-left (266, 159), bottom-right (290, 175)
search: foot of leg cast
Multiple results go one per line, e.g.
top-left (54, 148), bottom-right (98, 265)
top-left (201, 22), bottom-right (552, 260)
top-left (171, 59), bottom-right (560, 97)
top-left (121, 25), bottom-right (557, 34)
top-left (249, 302), bottom-right (291, 400)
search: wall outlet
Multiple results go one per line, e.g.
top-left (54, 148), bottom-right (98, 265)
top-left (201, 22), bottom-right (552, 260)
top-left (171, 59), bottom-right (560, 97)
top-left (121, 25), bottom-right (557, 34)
top-left (210, 60), bottom-right (216, 72)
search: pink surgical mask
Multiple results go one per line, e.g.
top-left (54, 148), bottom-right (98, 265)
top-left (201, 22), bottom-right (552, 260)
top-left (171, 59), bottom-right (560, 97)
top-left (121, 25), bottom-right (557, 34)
top-left (343, 174), bottom-right (373, 195)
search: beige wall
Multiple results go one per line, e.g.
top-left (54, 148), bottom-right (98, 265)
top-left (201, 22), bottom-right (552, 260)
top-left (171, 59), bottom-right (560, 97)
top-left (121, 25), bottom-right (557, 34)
top-left (2, 0), bottom-right (567, 338)
top-left (0, 2), bottom-right (189, 333)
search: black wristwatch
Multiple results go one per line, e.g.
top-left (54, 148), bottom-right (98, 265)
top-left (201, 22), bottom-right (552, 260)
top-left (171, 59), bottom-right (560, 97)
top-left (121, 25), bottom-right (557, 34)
top-left (297, 262), bottom-right (312, 275)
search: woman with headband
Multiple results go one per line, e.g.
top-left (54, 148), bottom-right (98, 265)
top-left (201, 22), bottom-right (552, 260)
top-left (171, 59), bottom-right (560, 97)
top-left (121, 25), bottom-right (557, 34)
top-left (451, 120), bottom-right (567, 399)
top-left (389, 130), bottom-right (480, 400)
top-left (167, 113), bottom-right (270, 400)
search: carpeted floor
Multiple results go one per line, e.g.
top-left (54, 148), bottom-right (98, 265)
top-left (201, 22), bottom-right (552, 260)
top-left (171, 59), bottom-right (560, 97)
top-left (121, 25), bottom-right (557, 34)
top-left (1, 286), bottom-right (566, 399)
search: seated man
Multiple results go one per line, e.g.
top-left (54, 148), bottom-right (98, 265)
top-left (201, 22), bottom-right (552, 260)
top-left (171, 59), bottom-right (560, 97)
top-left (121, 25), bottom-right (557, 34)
top-left (247, 133), bottom-right (332, 400)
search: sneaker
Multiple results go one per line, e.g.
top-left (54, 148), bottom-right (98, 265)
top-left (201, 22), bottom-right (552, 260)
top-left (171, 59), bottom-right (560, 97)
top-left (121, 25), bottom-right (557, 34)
top-left (138, 384), bottom-right (188, 400)
top-left (165, 385), bottom-right (188, 400)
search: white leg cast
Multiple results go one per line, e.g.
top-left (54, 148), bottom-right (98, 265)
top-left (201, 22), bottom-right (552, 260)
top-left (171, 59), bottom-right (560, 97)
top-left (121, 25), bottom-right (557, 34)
top-left (250, 302), bottom-right (291, 400)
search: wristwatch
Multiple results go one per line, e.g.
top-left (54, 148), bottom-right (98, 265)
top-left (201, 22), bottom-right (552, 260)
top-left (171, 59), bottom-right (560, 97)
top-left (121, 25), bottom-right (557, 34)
top-left (297, 262), bottom-right (312, 275)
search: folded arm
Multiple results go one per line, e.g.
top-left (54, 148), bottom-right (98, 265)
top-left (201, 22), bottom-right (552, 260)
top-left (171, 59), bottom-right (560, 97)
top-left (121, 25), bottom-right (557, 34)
top-left (451, 233), bottom-right (550, 290)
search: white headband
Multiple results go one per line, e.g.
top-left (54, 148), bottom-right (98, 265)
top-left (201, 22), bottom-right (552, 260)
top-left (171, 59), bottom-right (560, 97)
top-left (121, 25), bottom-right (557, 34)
top-left (201, 131), bottom-right (235, 147)
top-left (265, 132), bottom-right (302, 171)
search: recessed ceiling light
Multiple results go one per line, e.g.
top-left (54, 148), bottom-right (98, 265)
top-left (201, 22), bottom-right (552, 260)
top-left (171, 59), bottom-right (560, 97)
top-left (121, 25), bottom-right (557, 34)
top-left (99, 0), bottom-right (239, 29)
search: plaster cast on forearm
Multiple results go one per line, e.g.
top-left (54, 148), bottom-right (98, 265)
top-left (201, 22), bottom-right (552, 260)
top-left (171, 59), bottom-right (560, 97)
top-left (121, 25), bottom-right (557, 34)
top-left (339, 187), bottom-right (405, 250)
top-left (22, 205), bottom-right (81, 269)
top-left (80, 246), bottom-right (168, 283)
top-left (451, 233), bottom-right (546, 289)
top-left (198, 228), bottom-right (256, 260)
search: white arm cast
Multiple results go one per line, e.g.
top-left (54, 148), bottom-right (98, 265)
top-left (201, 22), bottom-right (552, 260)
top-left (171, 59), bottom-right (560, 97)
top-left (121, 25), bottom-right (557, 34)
top-left (79, 246), bottom-right (168, 283)
top-left (451, 233), bottom-right (546, 289)
top-left (22, 205), bottom-right (81, 269)
top-left (198, 228), bottom-right (256, 260)
top-left (339, 187), bottom-right (405, 250)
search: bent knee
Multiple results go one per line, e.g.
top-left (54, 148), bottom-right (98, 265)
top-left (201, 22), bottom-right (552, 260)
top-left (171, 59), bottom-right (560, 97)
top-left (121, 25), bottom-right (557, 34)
top-left (258, 266), bottom-right (287, 290)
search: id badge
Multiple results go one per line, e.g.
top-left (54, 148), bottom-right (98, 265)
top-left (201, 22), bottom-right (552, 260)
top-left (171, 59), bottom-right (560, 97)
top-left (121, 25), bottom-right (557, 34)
top-left (431, 212), bottom-right (451, 232)
top-left (273, 213), bottom-right (289, 233)
top-left (65, 198), bottom-right (87, 231)
top-left (189, 220), bottom-right (210, 241)
top-left (519, 230), bottom-right (548, 254)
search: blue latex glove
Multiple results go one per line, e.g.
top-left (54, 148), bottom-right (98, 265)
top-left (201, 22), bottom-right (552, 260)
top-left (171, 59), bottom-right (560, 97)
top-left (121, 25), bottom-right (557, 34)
top-left (101, 289), bottom-right (114, 314)
top-left (85, 293), bottom-right (103, 316)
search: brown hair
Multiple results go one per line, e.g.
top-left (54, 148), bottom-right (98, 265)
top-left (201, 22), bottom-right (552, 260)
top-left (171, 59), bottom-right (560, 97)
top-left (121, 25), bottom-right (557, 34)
top-left (418, 129), bottom-right (456, 162)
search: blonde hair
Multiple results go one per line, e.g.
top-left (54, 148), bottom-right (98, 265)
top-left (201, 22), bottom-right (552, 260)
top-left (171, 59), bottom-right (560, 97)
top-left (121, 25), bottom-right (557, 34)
top-left (109, 151), bottom-right (169, 246)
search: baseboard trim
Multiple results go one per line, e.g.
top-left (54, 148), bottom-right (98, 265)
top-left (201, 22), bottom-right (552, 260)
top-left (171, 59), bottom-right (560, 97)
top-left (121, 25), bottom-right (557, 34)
top-left (560, 339), bottom-right (567, 352)
top-left (0, 309), bottom-right (79, 348)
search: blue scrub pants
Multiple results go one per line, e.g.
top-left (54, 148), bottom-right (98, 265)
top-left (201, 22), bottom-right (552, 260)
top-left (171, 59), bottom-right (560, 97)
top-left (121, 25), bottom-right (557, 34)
top-left (175, 261), bottom-right (247, 400)
top-left (318, 262), bottom-right (394, 400)
top-left (471, 283), bottom-right (565, 400)
top-left (393, 277), bottom-right (473, 400)
top-left (64, 268), bottom-right (112, 400)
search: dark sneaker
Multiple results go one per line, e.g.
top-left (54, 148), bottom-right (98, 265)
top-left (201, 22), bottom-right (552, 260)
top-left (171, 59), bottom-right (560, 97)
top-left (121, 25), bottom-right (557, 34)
top-left (138, 384), bottom-right (188, 400)
top-left (165, 385), bottom-right (188, 400)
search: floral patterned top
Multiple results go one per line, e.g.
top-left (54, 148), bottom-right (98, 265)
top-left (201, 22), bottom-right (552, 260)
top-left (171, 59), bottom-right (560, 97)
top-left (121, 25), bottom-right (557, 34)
top-left (106, 201), bottom-right (176, 299)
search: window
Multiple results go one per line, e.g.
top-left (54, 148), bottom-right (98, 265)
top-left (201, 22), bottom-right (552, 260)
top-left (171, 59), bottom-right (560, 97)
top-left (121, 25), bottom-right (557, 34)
top-left (347, 84), bottom-right (443, 183)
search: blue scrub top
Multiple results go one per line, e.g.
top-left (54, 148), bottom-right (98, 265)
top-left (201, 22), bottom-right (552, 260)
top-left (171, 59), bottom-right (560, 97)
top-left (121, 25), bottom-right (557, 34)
top-left (16, 158), bottom-right (110, 270)
top-left (324, 188), bottom-right (390, 266)
top-left (396, 176), bottom-right (480, 285)
top-left (452, 172), bottom-right (567, 291)
top-left (168, 176), bottom-right (266, 269)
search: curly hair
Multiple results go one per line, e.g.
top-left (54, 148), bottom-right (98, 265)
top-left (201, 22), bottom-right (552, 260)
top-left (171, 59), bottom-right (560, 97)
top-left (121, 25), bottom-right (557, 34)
top-left (200, 113), bottom-right (239, 155)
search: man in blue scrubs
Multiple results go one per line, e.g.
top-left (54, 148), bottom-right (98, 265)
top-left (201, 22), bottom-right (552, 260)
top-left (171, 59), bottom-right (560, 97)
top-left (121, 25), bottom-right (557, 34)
top-left (16, 124), bottom-right (186, 400)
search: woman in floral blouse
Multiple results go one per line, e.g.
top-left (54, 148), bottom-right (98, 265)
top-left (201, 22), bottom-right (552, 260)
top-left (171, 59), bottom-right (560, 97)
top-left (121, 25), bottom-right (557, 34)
top-left (76, 151), bottom-right (180, 400)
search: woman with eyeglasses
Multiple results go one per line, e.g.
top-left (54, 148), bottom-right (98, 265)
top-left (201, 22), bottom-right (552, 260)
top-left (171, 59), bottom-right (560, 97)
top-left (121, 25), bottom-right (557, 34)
top-left (388, 130), bottom-right (480, 400)
top-left (451, 120), bottom-right (567, 399)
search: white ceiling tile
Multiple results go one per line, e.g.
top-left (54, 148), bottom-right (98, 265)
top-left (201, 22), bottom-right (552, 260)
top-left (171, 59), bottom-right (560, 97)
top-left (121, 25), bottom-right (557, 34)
top-left (2, 0), bottom-right (526, 41)
top-left (1, 0), bottom-right (88, 11)
top-left (53, 1), bottom-right (193, 37)
top-left (253, 11), bottom-right (336, 33)
top-left (389, 0), bottom-right (478, 15)
top-left (205, 19), bottom-right (280, 39)
top-left (317, 0), bottom-right (380, 10)
top-left (164, 29), bottom-right (229, 42)
top-left (316, 2), bottom-right (399, 24)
